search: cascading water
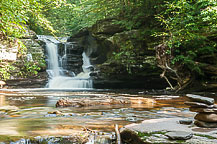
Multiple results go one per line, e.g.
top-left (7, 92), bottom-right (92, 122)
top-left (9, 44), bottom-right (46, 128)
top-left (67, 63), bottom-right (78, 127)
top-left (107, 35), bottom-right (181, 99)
top-left (38, 35), bottom-right (93, 89)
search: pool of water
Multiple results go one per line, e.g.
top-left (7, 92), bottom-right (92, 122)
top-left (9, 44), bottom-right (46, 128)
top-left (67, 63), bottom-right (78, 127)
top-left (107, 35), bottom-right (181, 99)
top-left (0, 89), bottom-right (196, 143)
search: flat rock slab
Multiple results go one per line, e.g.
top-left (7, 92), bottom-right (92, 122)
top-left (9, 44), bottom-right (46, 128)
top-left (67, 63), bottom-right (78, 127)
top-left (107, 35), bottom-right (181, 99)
top-left (186, 94), bottom-right (214, 105)
top-left (195, 113), bottom-right (217, 122)
top-left (184, 102), bottom-right (214, 108)
top-left (190, 107), bottom-right (217, 113)
top-left (120, 118), bottom-right (217, 143)
top-left (120, 118), bottom-right (192, 133)
top-left (165, 131), bottom-right (193, 140)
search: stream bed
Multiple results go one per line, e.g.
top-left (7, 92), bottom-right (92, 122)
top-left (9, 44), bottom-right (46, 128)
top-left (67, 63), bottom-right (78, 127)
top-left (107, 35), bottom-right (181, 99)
top-left (0, 89), bottom-right (198, 143)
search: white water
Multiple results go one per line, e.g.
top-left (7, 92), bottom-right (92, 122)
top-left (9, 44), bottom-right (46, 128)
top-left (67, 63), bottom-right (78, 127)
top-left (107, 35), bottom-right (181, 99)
top-left (39, 35), bottom-right (93, 89)
top-left (46, 42), bottom-right (60, 77)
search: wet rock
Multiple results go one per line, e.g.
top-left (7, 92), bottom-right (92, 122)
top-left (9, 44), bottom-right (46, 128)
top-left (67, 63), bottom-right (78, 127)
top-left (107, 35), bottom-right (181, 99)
top-left (48, 110), bottom-right (62, 115)
top-left (190, 107), bottom-right (217, 113)
top-left (120, 118), bottom-right (192, 134)
top-left (55, 97), bottom-right (153, 108)
top-left (194, 120), bottom-right (217, 128)
top-left (186, 94), bottom-right (214, 105)
top-left (56, 97), bottom-right (130, 108)
top-left (89, 72), bottom-right (98, 77)
top-left (120, 129), bottom-right (146, 144)
top-left (184, 102), bottom-right (214, 108)
top-left (165, 131), bottom-right (193, 140)
top-left (195, 113), bottom-right (217, 122)
top-left (179, 119), bottom-right (193, 125)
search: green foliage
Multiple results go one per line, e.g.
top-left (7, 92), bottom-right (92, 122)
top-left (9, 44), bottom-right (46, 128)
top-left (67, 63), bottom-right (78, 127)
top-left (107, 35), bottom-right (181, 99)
top-left (44, 0), bottom-right (164, 36)
top-left (0, 0), bottom-right (60, 38)
top-left (155, 0), bottom-right (217, 75)
top-left (0, 0), bottom-right (64, 80)
top-left (19, 61), bottom-right (41, 77)
top-left (0, 62), bottom-right (15, 80)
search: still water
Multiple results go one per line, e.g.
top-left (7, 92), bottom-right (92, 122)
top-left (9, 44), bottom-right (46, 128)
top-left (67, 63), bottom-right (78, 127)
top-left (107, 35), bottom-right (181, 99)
top-left (0, 89), bottom-right (193, 143)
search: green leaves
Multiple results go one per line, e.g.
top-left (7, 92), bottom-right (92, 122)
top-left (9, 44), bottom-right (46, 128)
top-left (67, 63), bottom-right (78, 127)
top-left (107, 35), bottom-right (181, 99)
top-left (156, 0), bottom-right (217, 75)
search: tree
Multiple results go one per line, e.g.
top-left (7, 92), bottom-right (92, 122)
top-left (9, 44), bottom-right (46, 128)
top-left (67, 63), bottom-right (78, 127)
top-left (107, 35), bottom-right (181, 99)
top-left (155, 0), bottom-right (217, 91)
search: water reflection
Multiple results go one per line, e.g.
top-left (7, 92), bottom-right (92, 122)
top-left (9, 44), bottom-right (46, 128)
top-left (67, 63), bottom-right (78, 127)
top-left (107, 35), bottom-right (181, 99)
top-left (0, 90), bottom-right (194, 138)
top-left (0, 95), bottom-right (6, 106)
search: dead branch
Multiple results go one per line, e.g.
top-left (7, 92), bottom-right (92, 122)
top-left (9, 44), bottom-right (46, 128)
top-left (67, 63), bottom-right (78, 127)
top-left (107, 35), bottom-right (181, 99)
top-left (115, 124), bottom-right (121, 144)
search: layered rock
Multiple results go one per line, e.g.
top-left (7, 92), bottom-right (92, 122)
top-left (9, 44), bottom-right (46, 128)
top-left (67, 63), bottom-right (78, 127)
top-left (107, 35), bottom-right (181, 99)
top-left (68, 18), bottom-right (170, 89)
top-left (185, 94), bottom-right (217, 128)
top-left (1, 28), bottom-right (47, 88)
top-left (58, 42), bottom-right (84, 75)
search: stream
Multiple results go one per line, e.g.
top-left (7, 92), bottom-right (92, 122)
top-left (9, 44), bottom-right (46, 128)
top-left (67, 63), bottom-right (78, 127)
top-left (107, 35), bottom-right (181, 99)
top-left (0, 35), bottom-right (213, 143)
top-left (0, 89), bottom-right (195, 143)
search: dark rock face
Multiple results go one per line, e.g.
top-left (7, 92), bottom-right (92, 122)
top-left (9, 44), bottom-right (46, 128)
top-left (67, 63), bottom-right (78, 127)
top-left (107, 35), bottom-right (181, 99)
top-left (68, 29), bottom-right (112, 65)
top-left (68, 19), bottom-right (170, 89)
top-left (58, 42), bottom-right (84, 75)
top-left (120, 130), bottom-right (146, 144)
top-left (6, 71), bottom-right (48, 88)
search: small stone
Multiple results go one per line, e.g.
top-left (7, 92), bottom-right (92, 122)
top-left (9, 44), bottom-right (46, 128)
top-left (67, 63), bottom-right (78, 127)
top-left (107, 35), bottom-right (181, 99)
top-left (184, 102), bottom-right (214, 108)
top-left (179, 119), bottom-right (193, 125)
top-left (186, 94), bottom-right (214, 105)
top-left (189, 107), bottom-right (217, 113)
top-left (48, 110), bottom-right (61, 115)
top-left (165, 131), bottom-right (193, 140)
top-left (194, 120), bottom-right (217, 128)
top-left (194, 113), bottom-right (217, 122)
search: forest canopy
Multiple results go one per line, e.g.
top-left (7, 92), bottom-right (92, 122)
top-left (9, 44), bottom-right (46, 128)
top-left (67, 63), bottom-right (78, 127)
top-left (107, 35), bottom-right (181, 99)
top-left (0, 0), bottom-right (216, 91)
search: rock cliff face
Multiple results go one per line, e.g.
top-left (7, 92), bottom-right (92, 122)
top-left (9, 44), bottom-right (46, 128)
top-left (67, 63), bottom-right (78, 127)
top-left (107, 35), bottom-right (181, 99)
top-left (68, 18), bottom-right (169, 89)
top-left (3, 29), bottom-right (47, 88)
top-left (57, 42), bottom-right (84, 75)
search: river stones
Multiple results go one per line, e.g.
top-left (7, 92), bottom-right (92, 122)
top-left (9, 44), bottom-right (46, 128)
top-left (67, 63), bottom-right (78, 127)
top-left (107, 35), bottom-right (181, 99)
top-left (186, 94), bottom-right (217, 128)
top-left (186, 94), bottom-right (214, 105)
top-left (184, 102), bottom-right (213, 108)
top-left (195, 113), bottom-right (217, 122)
top-left (194, 120), bottom-right (217, 128)
top-left (165, 131), bottom-right (193, 140)
top-left (190, 107), bottom-right (217, 113)
top-left (179, 119), bottom-right (193, 125)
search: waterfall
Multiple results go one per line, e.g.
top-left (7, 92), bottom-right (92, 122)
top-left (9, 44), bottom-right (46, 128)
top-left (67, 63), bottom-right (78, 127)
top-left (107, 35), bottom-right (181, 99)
top-left (38, 35), bottom-right (93, 89)
top-left (46, 42), bottom-right (60, 77)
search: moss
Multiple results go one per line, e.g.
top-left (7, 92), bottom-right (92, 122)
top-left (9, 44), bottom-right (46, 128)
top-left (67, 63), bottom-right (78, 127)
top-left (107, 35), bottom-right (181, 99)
top-left (0, 135), bottom-right (25, 142)
top-left (138, 131), bottom-right (167, 138)
top-left (195, 134), bottom-right (216, 139)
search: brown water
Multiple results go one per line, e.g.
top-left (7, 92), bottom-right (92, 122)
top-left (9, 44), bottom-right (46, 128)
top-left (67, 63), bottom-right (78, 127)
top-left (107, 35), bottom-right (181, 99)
top-left (0, 89), bottom-right (194, 142)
